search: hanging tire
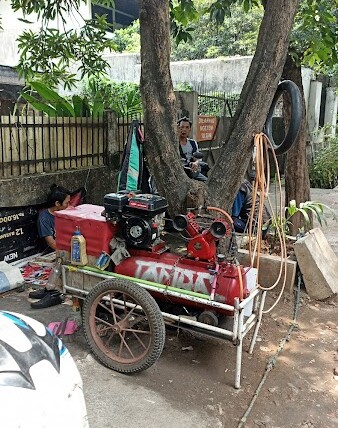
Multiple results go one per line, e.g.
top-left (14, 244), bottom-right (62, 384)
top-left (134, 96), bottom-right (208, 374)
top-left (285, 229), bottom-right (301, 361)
top-left (264, 79), bottom-right (302, 155)
top-left (82, 278), bottom-right (166, 374)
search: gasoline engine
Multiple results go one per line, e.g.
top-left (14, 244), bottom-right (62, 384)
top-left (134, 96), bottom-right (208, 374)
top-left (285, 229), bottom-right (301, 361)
top-left (103, 192), bottom-right (249, 326)
top-left (103, 192), bottom-right (167, 250)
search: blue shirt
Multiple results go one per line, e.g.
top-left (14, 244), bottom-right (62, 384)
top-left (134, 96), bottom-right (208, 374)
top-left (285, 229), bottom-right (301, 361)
top-left (37, 209), bottom-right (55, 239)
top-left (232, 191), bottom-right (245, 217)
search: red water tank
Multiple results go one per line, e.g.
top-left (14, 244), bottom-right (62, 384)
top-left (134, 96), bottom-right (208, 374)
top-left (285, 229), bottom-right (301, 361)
top-left (55, 204), bottom-right (117, 257)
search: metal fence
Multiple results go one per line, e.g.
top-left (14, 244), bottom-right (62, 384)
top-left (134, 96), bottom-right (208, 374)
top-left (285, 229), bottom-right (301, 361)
top-left (0, 100), bottom-right (236, 179)
top-left (117, 114), bottom-right (143, 155)
top-left (198, 91), bottom-right (240, 117)
top-left (0, 110), bottom-right (108, 178)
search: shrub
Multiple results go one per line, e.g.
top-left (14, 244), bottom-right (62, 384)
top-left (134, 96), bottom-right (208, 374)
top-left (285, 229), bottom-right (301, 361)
top-left (82, 75), bottom-right (142, 118)
top-left (309, 137), bottom-right (338, 189)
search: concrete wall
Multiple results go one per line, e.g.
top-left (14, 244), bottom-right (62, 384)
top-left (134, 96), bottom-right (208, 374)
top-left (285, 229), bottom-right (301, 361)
top-left (0, 167), bottom-right (118, 208)
top-left (324, 87), bottom-right (338, 137)
top-left (301, 67), bottom-right (315, 113)
top-left (105, 53), bottom-right (252, 93)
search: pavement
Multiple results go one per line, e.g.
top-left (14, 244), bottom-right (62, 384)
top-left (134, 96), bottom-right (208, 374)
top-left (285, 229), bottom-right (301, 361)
top-left (309, 187), bottom-right (338, 255)
top-left (0, 187), bottom-right (337, 428)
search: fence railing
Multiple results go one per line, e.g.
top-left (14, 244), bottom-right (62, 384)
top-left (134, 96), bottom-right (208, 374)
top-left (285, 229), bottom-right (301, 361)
top-left (0, 110), bottom-right (108, 178)
top-left (198, 92), bottom-right (240, 117)
top-left (117, 114), bottom-right (143, 155)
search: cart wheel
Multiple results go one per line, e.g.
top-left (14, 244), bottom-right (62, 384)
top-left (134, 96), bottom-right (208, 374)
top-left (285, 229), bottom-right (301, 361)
top-left (82, 279), bottom-right (165, 373)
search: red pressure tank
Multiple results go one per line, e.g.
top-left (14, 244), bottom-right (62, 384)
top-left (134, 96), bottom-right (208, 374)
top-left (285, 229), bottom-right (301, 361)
top-left (114, 250), bottom-right (249, 314)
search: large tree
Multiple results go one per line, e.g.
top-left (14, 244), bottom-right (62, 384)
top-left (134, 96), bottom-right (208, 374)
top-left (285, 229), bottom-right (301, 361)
top-left (110, 0), bottom-right (337, 230)
top-left (4, 0), bottom-right (304, 217)
top-left (140, 0), bottom-right (300, 215)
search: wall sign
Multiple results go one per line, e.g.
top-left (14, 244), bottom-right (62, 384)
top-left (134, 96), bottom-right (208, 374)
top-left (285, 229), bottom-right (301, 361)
top-left (0, 206), bottom-right (41, 263)
top-left (196, 115), bottom-right (218, 142)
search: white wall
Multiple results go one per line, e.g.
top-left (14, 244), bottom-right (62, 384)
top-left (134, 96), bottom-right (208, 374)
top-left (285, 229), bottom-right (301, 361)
top-left (0, 0), bottom-right (91, 67)
top-left (104, 53), bottom-right (252, 94)
top-left (104, 53), bottom-right (319, 103)
top-left (169, 56), bottom-right (252, 93)
top-left (301, 67), bottom-right (315, 112)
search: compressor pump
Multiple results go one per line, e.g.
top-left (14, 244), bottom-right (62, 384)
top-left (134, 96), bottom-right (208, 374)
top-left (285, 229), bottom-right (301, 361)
top-left (101, 192), bottom-right (249, 323)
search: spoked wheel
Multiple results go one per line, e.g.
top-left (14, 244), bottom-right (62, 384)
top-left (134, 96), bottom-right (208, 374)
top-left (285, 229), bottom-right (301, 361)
top-left (82, 279), bottom-right (165, 373)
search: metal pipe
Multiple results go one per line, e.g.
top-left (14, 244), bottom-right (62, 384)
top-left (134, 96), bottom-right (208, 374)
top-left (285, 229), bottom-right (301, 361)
top-left (242, 313), bottom-right (257, 337)
top-left (239, 288), bottom-right (260, 308)
top-left (160, 312), bottom-right (234, 339)
top-left (63, 284), bottom-right (88, 297)
top-left (232, 297), bottom-right (240, 341)
top-left (249, 290), bottom-right (267, 354)
top-left (235, 308), bottom-right (245, 389)
top-left (62, 281), bottom-right (235, 339)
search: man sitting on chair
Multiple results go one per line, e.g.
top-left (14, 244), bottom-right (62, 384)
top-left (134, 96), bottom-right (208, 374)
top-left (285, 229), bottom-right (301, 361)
top-left (177, 116), bottom-right (209, 182)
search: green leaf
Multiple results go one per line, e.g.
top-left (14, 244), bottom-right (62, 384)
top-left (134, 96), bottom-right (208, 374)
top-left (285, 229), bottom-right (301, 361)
top-left (286, 202), bottom-right (298, 217)
top-left (20, 92), bottom-right (57, 116)
top-left (92, 95), bottom-right (104, 117)
top-left (297, 208), bottom-right (310, 224)
top-left (17, 17), bottom-right (34, 24)
top-left (72, 95), bottom-right (85, 117)
top-left (29, 81), bottom-right (75, 116)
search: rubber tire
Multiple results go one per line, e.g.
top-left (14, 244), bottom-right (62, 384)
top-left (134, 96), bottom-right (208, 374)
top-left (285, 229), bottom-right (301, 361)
top-left (82, 278), bottom-right (166, 374)
top-left (264, 80), bottom-right (302, 155)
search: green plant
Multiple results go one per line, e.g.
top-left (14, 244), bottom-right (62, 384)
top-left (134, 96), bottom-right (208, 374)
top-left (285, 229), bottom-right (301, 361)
top-left (269, 199), bottom-right (337, 237)
top-left (16, 14), bottom-right (115, 90)
top-left (174, 82), bottom-right (193, 91)
top-left (20, 81), bottom-right (104, 117)
top-left (82, 75), bottom-right (142, 118)
top-left (309, 137), bottom-right (338, 189)
top-left (113, 20), bottom-right (140, 53)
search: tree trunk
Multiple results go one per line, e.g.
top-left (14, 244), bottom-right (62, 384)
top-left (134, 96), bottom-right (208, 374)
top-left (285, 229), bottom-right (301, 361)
top-left (282, 55), bottom-right (312, 234)
top-left (139, 0), bottom-right (206, 216)
top-left (207, 0), bottom-right (300, 211)
top-left (139, 0), bottom-right (299, 216)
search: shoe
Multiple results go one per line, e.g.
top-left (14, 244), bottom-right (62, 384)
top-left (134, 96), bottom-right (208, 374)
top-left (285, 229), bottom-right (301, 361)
top-left (29, 287), bottom-right (55, 299)
top-left (31, 292), bottom-right (62, 309)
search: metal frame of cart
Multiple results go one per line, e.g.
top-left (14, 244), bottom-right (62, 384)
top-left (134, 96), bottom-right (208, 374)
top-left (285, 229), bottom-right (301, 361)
top-left (62, 264), bottom-right (266, 389)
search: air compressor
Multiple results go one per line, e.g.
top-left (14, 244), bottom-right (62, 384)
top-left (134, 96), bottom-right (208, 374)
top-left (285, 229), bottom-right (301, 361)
top-left (102, 192), bottom-right (249, 324)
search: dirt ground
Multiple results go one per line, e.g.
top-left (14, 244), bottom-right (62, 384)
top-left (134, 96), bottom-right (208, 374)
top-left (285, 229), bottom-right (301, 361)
top-left (158, 292), bottom-right (338, 428)
top-left (0, 187), bottom-right (337, 428)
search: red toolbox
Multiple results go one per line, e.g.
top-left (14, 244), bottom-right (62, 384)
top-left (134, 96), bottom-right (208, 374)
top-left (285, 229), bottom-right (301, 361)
top-left (55, 204), bottom-right (117, 256)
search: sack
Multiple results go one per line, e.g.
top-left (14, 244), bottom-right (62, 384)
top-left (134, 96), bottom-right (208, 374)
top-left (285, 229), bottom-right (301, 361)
top-left (0, 261), bottom-right (24, 293)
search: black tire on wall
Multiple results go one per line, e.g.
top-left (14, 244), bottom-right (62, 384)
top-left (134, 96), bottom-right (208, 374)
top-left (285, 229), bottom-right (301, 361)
top-left (264, 80), bottom-right (302, 155)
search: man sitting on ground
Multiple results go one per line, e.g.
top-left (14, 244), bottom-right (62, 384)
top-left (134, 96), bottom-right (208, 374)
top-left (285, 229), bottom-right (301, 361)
top-left (232, 179), bottom-right (270, 238)
top-left (37, 184), bottom-right (71, 251)
top-left (31, 185), bottom-right (71, 309)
